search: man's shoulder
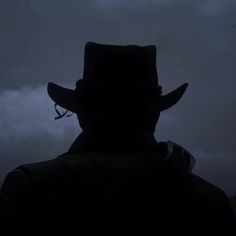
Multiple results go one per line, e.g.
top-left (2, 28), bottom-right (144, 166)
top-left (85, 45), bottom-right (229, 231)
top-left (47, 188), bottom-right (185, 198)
top-left (16, 151), bottom-right (112, 184)
top-left (18, 155), bottom-right (78, 185)
top-left (186, 172), bottom-right (228, 201)
top-left (183, 172), bottom-right (234, 220)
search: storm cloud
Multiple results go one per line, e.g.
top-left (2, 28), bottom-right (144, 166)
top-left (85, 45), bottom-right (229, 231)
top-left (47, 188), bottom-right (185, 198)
top-left (0, 0), bottom-right (236, 195)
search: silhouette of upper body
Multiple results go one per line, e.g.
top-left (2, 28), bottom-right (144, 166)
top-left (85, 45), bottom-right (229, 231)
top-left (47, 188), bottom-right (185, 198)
top-left (0, 42), bottom-right (235, 234)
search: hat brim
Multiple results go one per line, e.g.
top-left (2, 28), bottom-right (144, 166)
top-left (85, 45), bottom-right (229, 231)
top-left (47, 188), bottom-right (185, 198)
top-left (47, 82), bottom-right (188, 113)
top-left (158, 83), bottom-right (188, 111)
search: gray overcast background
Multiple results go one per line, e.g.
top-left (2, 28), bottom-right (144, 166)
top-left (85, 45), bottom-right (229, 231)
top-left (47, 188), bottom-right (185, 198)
top-left (0, 0), bottom-right (236, 196)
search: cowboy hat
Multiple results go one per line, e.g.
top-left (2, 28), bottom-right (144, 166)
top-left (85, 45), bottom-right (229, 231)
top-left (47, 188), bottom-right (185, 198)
top-left (47, 42), bottom-right (188, 117)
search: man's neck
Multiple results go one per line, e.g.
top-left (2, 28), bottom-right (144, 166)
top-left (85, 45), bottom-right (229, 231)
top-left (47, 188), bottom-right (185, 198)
top-left (68, 128), bottom-right (158, 153)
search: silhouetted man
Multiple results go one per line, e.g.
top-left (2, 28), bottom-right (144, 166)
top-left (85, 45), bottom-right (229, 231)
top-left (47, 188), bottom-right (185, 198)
top-left (0, 42), bottom-right (235, 234)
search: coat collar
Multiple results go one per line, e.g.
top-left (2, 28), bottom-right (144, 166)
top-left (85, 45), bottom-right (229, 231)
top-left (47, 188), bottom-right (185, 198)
top-left (63, 129), bottom-right (194, 173)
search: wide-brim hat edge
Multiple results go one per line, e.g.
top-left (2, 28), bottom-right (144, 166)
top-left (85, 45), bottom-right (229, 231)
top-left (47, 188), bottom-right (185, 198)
top-left (47, 82), bottom-right (188, 114)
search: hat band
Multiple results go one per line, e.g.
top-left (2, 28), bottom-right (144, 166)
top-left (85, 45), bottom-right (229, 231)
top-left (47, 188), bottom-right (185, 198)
top-left (75, 79), bottom-right (162, 96)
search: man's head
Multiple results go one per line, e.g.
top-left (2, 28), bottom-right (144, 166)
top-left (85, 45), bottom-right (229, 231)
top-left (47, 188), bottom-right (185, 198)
top-left (75, 104), bottom-right (161, 134)
top-left (47, 42), bottom-right (188, 133)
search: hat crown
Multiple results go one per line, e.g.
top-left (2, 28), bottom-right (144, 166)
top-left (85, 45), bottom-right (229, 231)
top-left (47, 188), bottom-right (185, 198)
top-left (83, 42), bottom-right (158, 87)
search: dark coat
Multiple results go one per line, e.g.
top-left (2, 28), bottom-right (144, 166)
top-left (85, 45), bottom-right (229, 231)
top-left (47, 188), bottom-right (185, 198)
top-left (0, 130), bottom-right (235, 234)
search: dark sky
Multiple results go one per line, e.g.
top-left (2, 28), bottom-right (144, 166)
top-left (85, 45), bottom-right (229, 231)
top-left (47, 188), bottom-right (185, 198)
top-left (0, 0), bottom-right (236, 196)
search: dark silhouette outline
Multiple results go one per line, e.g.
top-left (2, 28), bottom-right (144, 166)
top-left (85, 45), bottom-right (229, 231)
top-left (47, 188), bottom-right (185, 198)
top-left (0, 42), bottom-right (235, 234)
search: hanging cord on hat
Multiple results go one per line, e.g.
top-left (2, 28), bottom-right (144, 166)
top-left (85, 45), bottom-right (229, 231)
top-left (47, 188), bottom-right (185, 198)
top-left (54, 103), bottom-right (73, 120)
